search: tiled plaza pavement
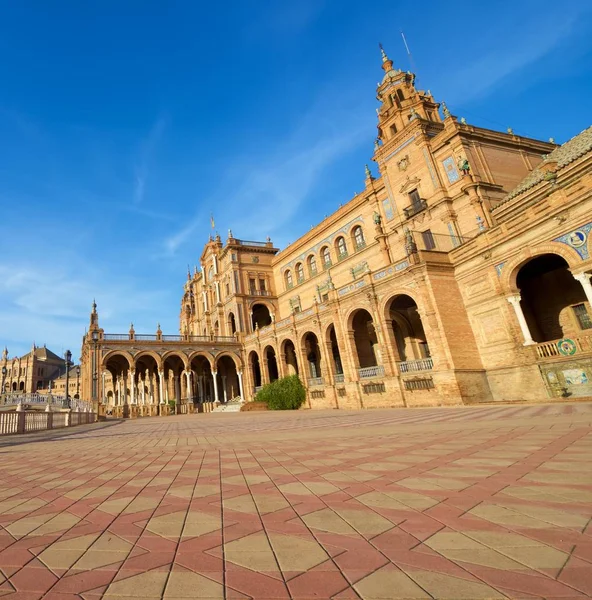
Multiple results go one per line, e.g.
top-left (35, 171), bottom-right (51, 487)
top-left (0, 404), bottom-right (591, 599)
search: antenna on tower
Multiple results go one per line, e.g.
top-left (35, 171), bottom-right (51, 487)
top-left (401, 30), bottom-right (416, 73)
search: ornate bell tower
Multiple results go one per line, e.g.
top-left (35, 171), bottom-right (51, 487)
top-left (374, 45), bottom-right (442, 147)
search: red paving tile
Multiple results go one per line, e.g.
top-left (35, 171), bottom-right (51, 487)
top-left (0, 403), bottom-right (591, 598)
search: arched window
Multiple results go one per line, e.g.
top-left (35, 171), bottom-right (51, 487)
top-left (353, 226), bottom-right (365, 250)
top-left (397, 89), bottom-right (405, 102)
top-left (308, 255), bottom-right (317, 276)
top-left (321, 247), bottom-right (331, 269)
top-left (285, 270), bottom-right (293, 290)
top-left (296, 263), bottom-right (304, 283)
top-left (336, 236), bottom-right (347, 259)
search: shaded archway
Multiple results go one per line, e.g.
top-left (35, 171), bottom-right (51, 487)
top-left (163, 354), bottom-right (185, 410)
top-left (104, 353), bottom-right (132, 408)
top-left (387, 295), bottom-right (430, 361)
top-left (228, 312), bottom-right (237, 335)
top-left (249, 351), bottom-right (262, 391)
top-left (282, 339), bottom-right (299, 376)
top-left (302, 332), bottom-right (322, 380)
top-left (326, 325), bottom-right (344, 378)
top-left (351, 309), bottom-right (378, 368)
top-left (134, 354), bottom-right (160, 406)
top-left (190, 355), bottom-right (213, 403)
top-left (252, 303), bottom-right (272, 330)
top-left (516, 254), bottom-right (589, 342)
top-left (216, 355), bottom-right (240, 402)
top-left (264, 346), bottom-right (279, 382)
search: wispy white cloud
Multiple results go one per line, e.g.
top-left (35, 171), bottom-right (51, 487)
top-left (162, 99), bottom-right (370, 256)
top-left (0, 262), bottom-right (171, 359)
top-left (435, 7), bottom-right (589, 106)
top-left (133, 115), bottom-right (168, 204)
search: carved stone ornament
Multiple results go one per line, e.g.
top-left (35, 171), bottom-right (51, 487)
top-left (251, 256), bottom-right (260, 263)
top-left (397, 154), bottom-right (410, 172)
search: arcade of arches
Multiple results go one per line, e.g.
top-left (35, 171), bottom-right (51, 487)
top-left (101, 350), bottom-right (244, 415)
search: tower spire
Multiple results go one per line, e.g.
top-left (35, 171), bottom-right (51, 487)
top-left (379, 43), bottom-right (394, 72)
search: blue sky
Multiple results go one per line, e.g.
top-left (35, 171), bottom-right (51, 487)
top-left (1, 0), bottom-right (591, 360)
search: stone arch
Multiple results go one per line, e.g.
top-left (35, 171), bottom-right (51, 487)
top-left (349, 308), bottom-right (379, 369)
top-left (280, 337), bottom-right (299, 376)
top-left (263, 344), bottom-right (279, 382)
top-left (161, 350), bottom-right (189, 369)
top-left (132, 350), bottom-right (162, 369)
top-left (187, 351), bottom-right (215, 370)
top-left (300, 331), bottom-right (322, 379)
top-left (249, 350), bottom-right (262, 388)
top-left (349, 224), bottom-right (366, 249)
top-left (384, 294), bottom-right (431, 362)
top-left (214, 351), bottom-right (243, 371)
top-left (101, 350), bottom-right (133, 370)
top-left (503, 243), bottom-right (582, 294)
top-left (344, 304), bottom-right (375, 331)
top-left (379, 289), bottom-right (423, 323)
top-left (251, 302), bottom-right (273, 330)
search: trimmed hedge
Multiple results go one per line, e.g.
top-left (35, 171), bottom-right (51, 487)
top-left (255, 375), bottom-right (306, 410)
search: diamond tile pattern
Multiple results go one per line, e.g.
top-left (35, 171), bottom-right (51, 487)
top-left (0, 403), bottom-right (591, 598)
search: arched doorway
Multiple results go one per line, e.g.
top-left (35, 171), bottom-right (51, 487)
top-left (228, 312), bottom-right (237, 335)
top-left (264, 346), bottom-right (279, 382)
top-left (134, 354), bottom-right (160, 406)
top-left (387, 295), bottom-right (430, 361)
top-left (303, 332), bottom-right (322, 380)
top-left (352, 309), bottom-right (378, 368)
top-left (190, 354), bottom-right (213, 404)
top-left (104, 353), bottom-right (132, 409)
top-left (516, 254), bottom-right (590, 342)
top-left (282, 339), bottom-right (299, 376)
top-left (252, 303), bottom-right (272, 330)
top-left (216, 355), bottom-right (240, 402)
top-left (327, 325), bottom-right (344, 379)
top-left (163, 354), bottom-right (185, 411)
top-left (249, 351), bottom-right (262, 391)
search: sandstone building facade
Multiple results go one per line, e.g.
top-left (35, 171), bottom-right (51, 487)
top-left (80, 49), bottom-right (592, 414)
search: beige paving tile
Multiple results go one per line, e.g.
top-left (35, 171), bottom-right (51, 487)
top-left (98, 497), bottom-right (133, 515)
top-left (354, 567), bottom-right (430, 599)
top-left (278, 482), bottom-right (315, 496)
top-left (165, 571), bottom-right (224, 598)
top-left (335, 508), bottom-right (395, 535)
top-left (6, 512), bottom-right (58, 536)
top-left (468, 504), bottom-right (549, 528)
top-left (466, 531), bottom-right (541, 548)
top-left (105, 570), bottom-right (168, 597)
top-left (268, 532), bottom-right (329, 571)
top-left (182, 511), bottom-right (221, 537)
top-left (223, 494), bottom-right (258, 514)
top-left (192, 483), bottom-right (221, 498)
top-left (405, 569), bottom-right (505, 599)
top-left (33, 512), bottom-right (81, 535)
top-left (443, 547), bottom-right (525, 570)
top-left (356, 491), bottom-right (411, 512)
top-left (302, 508), bottom-right (357, 535)
top-left (384, 491), bottom-right (439, 510)
top-left (425, 532), bottom-right (483, 550)
top-left (145, 511), bottom-right (186, 538)
top-left (224, 532), bottom-right (279, 572)
top-left (252, 493), bottom-right (290, 515)
top-left (497, 545), bottom-right (569, 569)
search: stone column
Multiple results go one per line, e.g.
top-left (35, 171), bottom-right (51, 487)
top-left (101, 371), bottom-right (107, 404)
top-left (507, 294), bottom-right (536, 346)
top-left (573, 272), bottom-right (592, 307)
top-left (185, 370), bottom-right (193, 403)
top-left (222, 375), bottom-right (228, 402)
top-left (158, 370), bottom-right (165, 404)
top-left (141, 374), bottom-right (146, 404)
top-left (116, 376), bottom-right (121, 406)
top-left (237, 370), bottom-right (245, 401)
top-left (212, 370), bottom-right (219, 402)
top-left (130, 370), bottom-right (136, 404)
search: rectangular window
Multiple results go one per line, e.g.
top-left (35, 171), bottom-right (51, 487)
top-left (573, 304), bottom-right (592, 330)
top-left (249, 278), bottom-right (256, 294)
top-left (259, 279), bottom-right (266, 292)
top-left (422, 230), bottom-right (436, 250)
top-left (225, 283), bottom-right (230, 296)
top-left (409, 189), bottom-right (421, 209)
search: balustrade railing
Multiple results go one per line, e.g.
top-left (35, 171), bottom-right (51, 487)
top-left (334, 373), bottom-right (345, 383)
top-left (534, 334), bottom-right (592, 360)
top-left (397, 357), bottom-right (434, 373)
top-left (103, 334), bottom-right (129, 341)
top-left (308, 377), bottom-right (324, 387)
top-left (358, 365), bottom-right (385, 379)
top-left (135, 334), bottom-right (158, 341)
top-left (0, 409), bottom-right (95, 436)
